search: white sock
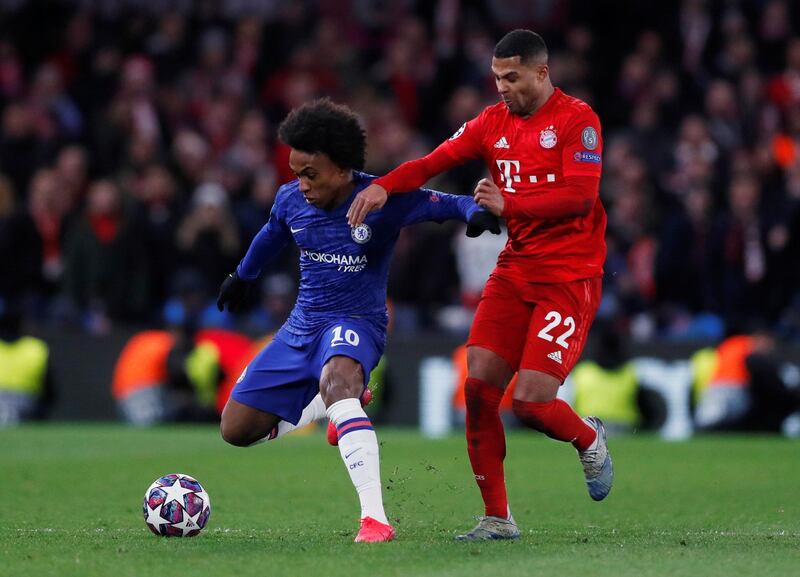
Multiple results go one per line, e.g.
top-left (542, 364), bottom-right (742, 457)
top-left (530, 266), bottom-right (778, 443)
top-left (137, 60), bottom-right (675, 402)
top-left (277, 394), bottom-right (327, 436)
top-left (326, 398), bottom-right (388, 525)
top-left (255, 394), bottom-right (327, 444)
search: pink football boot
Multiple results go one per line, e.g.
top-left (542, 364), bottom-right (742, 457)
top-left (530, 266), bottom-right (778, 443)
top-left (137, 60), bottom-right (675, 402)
top-left (354, 516), bottom-right (395, 543)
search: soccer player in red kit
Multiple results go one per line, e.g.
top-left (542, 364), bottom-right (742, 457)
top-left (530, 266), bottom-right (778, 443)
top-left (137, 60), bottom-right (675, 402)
top-left (347, 29), bottom-right (614, 540)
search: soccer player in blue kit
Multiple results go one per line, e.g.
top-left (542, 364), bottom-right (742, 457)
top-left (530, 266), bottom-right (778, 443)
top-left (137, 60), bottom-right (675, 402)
top-left (216, 99), bottom-right (500, 542)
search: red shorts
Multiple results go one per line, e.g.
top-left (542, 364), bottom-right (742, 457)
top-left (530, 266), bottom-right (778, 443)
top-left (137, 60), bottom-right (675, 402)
top-left (467, 274), bottom-right (602, 382)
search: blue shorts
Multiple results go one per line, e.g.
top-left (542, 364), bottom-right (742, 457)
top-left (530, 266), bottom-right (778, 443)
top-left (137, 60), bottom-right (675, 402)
top-left (230, 319), bottom-right (385, 424)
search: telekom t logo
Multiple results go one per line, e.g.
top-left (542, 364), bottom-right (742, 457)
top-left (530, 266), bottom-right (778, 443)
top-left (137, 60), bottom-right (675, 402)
top-left (496, 160), bottom-right (557, 191)
top-left (496, 159), bottom-right (520, 192)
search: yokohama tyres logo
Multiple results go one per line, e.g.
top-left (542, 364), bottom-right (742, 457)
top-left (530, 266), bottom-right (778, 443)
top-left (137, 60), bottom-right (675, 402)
top-left (301, 249), bottom-right (368, 272)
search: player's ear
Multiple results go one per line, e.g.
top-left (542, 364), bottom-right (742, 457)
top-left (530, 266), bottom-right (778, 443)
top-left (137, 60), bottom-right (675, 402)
top-left (537, 64), bottom-right (548, 81)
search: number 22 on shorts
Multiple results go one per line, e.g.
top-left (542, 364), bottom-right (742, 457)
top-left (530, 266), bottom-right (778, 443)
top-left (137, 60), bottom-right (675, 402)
top-left (536, 311), bottom-right (575, 349)
top-left (331, 326), bottom-right (360, 347)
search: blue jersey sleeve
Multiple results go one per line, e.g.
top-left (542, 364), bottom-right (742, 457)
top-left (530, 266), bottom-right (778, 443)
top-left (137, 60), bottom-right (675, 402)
top-left (395, 188), bottom-right (482, 227)
top-left (236, 196), bottom-right (291, 281)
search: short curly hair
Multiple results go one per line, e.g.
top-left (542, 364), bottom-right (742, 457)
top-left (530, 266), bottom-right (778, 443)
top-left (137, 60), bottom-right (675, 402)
top-left (278, 98), bottom-right (366, 171)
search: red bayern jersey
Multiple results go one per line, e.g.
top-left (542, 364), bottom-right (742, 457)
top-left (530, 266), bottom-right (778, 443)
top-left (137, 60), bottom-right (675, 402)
top-left (376, 87), bottom-right (607, 284)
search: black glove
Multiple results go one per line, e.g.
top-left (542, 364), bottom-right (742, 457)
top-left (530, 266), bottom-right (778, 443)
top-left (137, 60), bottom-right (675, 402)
top-left (466, 210), bottom-right (502, 237)
top-left (216, 271), bottom-right (251, 312)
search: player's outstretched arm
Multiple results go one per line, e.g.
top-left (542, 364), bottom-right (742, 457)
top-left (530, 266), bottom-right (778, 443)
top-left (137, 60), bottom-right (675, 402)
top-left (395, 188), bottom-right (501, 237)
top-left (347, 139), bottom-right (476, 226)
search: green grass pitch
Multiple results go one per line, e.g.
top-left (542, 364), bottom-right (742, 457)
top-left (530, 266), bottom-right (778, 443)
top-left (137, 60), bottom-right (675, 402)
top-left (2, 425), bottom-right (798, 577)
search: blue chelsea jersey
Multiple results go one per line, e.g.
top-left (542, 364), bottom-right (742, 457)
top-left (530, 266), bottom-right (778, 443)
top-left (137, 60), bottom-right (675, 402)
top-left (237, 172), bottom-right (482, 339)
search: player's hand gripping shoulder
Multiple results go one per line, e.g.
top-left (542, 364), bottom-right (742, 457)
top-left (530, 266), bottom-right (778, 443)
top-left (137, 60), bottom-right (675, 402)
top-left (216, 271), bottom-right (251, 312)
top-left (473, 178), bottom-right (504, 217)
top-left (466, 210), bottom-right (502, 238)
top-left (347, 183), bottom-right (388, 226)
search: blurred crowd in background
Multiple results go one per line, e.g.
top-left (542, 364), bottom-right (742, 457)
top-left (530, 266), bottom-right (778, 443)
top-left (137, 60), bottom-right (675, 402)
top-left (1, 0), bottom-right (800, 343)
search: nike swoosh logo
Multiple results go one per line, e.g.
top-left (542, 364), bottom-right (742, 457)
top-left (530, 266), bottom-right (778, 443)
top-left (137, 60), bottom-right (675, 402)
top-left (344, 448), bottom-right (361, 459)
top-left (290, 226), bottom-right (306, 233)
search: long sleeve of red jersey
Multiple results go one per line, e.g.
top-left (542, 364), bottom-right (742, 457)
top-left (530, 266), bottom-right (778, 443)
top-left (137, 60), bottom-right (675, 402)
top-left (502, 175), bottom-right (600, 220)
top-left (373, 146), bottom-right (459, 193)
top-left (375, 114), bottom-right (485, 193)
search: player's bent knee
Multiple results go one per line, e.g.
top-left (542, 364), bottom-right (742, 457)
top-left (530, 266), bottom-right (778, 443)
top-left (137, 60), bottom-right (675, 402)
top-left (220, 420), bottom-right (255, 447)
top-left (320, 377), bottom-right (362, 405)
top-left (466, 346), bottom-right (513, 388)
top-left (220, 400), bottom-right (277, 447)
top-left (320, 356), bottom-right (364, 405)
top-left (513, 370), bottom-right (561, 403)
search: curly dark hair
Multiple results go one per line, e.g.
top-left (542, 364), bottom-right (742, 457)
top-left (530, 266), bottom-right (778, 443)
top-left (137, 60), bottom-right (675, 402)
top-left (277, 98), bottom-right (366, 171)
top-left (494, 29), bottom-right (548, 64)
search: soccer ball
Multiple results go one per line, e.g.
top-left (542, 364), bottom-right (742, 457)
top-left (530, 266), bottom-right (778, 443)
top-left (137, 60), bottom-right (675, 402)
top-left (143, 473), bottom-right (211, 537)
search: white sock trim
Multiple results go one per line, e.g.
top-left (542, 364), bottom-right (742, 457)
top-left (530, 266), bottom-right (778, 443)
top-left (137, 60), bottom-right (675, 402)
top-left (326, 397), bottom-right (362, 424)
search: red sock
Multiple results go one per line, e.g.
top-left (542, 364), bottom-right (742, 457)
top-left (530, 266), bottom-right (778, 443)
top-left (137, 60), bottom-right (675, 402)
top-left (512, 398), bottom-right (596, 451)
top-left (465, 378), bottom-right (508, 518)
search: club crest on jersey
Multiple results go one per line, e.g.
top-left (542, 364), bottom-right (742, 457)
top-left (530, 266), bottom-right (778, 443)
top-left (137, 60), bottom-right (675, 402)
top-left (449, 122), bottom-right (466, 140)
top-left (581, 126), bottom-right (598, 150)
top-left (351, 223), bottom-right (372, 244)
top-left (539, 126), bottom-right (557, 149)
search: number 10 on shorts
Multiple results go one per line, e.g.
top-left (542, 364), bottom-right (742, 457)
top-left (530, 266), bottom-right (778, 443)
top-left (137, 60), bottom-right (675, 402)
top-left (331, 326), bottom-right (360, 347)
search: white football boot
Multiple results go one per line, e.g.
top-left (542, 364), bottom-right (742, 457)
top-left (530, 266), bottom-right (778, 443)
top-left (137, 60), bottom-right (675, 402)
top-left (579, 416), bottom-right (614, 501)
